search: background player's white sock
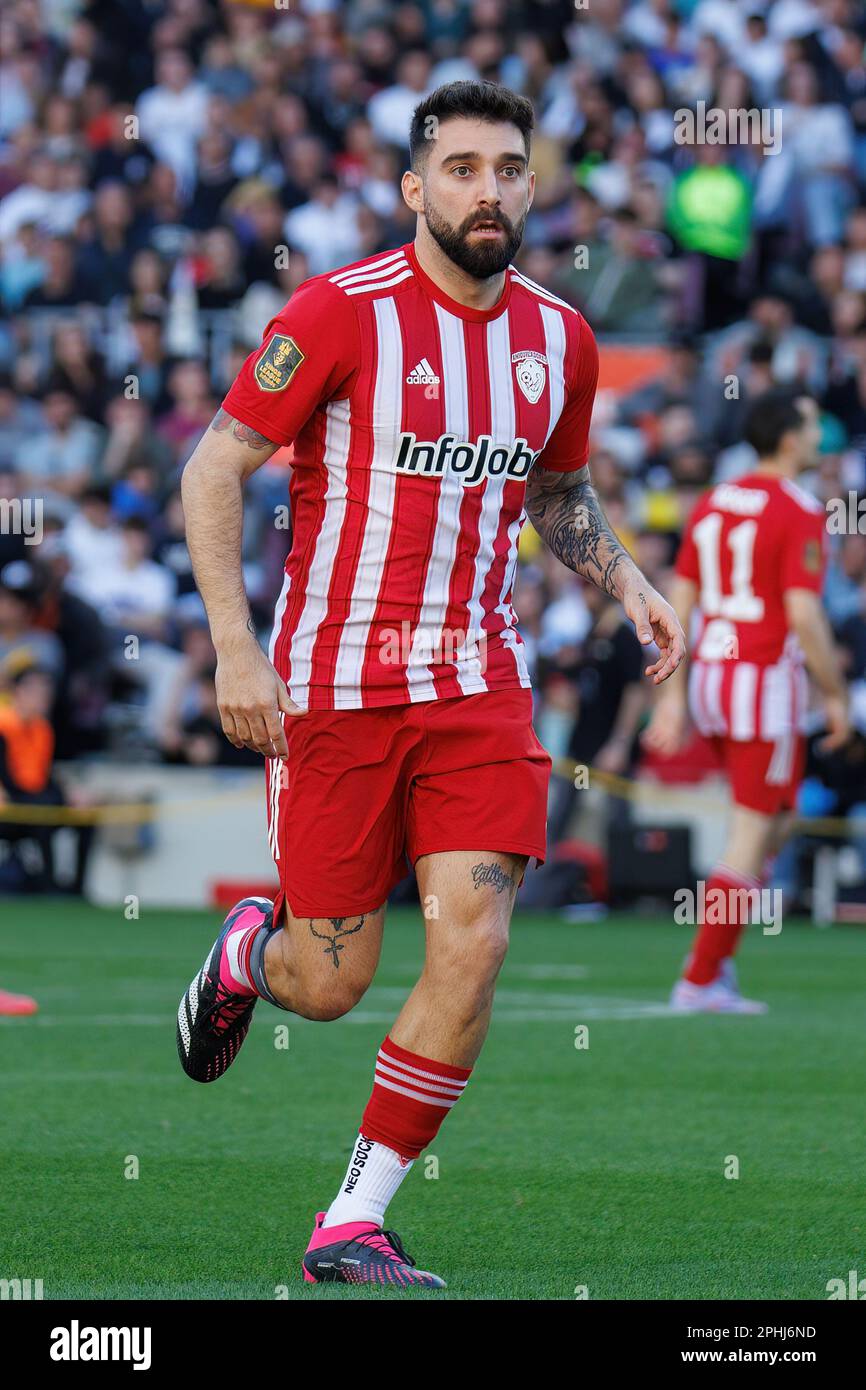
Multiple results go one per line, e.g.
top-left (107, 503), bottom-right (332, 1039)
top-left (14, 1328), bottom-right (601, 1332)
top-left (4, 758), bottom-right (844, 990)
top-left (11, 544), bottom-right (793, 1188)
top-left (323, 1132), bottom-right (414, 1229)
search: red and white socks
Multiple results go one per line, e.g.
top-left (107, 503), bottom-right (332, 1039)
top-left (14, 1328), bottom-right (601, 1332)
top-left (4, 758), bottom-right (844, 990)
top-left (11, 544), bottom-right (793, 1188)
top-left (684, 864), bottom-right (762, 986)
top-left (322, 1035), bottom-right (471, 1230)
top-left (324, 1135), bottom-right (414, 1229)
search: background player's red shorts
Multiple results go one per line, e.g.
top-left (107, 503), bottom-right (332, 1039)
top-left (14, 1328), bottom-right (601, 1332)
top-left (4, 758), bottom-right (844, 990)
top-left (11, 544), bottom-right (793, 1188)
top-left (266, 688), bottom-right (551, 919)
top-left (712, 732), bottom-right (806, 817)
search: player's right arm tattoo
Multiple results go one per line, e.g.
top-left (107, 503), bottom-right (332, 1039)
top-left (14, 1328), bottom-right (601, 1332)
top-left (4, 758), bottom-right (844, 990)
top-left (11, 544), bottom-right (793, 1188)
top-left (209, 407), bottom-right (276, 451)
top-left (309, 916), bottom-right (366, 969)
top-left (524, 463), bottom-right (636, 600)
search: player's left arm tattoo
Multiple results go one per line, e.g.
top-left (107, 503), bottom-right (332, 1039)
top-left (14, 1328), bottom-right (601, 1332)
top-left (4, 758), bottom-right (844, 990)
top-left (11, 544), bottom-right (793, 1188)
top-left (523, 463), bottom-right (635, 599)
top-left (524, 464), bottom-right (687, 683)
top-left (471, 862), bottom-right (516, 895)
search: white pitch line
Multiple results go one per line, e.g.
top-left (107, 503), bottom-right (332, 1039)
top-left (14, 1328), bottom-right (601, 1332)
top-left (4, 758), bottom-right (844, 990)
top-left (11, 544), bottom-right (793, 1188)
top-left (362, 986), bottom-right (602, 1008)
top-left (0, 1070), bottom-right (180, 1084)
top-left (504, 965), bottom-right (589, 980)
top-left (344, 1003), bottom-right (680, 1023)
top-left (0, 1014), bottom-right (169, 1027)
top-left (0, 997), bottom-right (684, 1030)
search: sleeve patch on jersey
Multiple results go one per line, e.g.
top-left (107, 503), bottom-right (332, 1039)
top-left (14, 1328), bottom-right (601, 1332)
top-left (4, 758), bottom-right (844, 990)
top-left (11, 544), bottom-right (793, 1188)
top-left (254, 334), bottom-right (305, 392)
top-left (803, 539), bottom-right (822, 573)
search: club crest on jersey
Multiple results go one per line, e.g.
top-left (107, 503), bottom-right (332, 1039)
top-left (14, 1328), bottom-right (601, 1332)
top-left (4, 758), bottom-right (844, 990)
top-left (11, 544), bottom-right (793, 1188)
top-left (512, 350), bottom-right (547, 404)
top-left (254, 333), bottom-right (304, 392)
top-left (803, 538), bottom-right (822, 573)
top-left (395, 431), bottom-right (540, 487)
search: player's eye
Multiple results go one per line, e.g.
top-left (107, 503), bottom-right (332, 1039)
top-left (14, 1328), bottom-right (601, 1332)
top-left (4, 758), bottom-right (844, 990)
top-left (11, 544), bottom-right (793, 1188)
top-left (501, 166), bottom-right (521, 178)
top-left (451, 165), bottom-right (472, 177)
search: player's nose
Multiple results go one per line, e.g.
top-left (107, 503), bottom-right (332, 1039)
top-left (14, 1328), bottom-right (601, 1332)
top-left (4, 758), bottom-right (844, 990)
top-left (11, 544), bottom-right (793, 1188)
top-left (476, 171), bottom-right (502, 206)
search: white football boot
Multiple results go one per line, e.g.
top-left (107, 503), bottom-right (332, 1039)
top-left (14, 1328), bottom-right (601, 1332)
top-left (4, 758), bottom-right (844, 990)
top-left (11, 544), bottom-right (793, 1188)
top-left (670, 961), bottom-right (768, 1015)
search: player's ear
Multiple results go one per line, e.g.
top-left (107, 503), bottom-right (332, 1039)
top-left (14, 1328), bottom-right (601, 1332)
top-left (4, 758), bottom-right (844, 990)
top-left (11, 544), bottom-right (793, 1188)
top-left (401, 168), bottom-right (424, 214)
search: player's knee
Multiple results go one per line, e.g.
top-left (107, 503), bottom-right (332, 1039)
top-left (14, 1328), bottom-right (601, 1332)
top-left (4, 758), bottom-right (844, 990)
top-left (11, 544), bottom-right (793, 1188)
top-left (475, 916), bottom-right (510, 976)
top-left (294, 974), bottom-right (369, 1022)
top-left (433, 914), bottom-right (510, 987)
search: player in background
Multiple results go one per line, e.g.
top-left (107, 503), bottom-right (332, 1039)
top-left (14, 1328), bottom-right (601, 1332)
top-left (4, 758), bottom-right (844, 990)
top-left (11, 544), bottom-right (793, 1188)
top-left (645, 388), bottom-right (850, 1013)
top-left (175, 80), bottom-right (685, 1288)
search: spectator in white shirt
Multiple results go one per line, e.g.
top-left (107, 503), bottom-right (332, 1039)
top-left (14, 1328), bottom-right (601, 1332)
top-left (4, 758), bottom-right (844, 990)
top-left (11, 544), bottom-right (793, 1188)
top-left (737, 11), bottom-right (785, 106)
top-left (367, 50), bottom-right (433, 150)
top-left (72, 516), bottom-right (176, 642)
top-left (25, 387), bottom-right (104, 499)
top-left (284, 174), bottom-right (363, 277)
top-left (64, 487), bottom-right (125, 588)
top-left (0, 153), bottom-right (58, 243)
top-left (782, 61), bottom-right (856, 245)
top-left (135, 50), bottom-right (209, 190)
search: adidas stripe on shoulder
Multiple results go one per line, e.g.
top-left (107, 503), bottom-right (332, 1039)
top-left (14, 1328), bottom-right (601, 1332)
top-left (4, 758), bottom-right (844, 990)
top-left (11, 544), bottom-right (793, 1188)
top-left (509, 267), bottom-right (578, 315)
top-left (328, 249), bottom-right (414, 297)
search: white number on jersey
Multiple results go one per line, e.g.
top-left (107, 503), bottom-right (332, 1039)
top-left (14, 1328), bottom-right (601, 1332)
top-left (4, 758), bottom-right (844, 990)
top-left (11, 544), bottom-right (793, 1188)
top-left (692, 512), bottom-right (764, 622)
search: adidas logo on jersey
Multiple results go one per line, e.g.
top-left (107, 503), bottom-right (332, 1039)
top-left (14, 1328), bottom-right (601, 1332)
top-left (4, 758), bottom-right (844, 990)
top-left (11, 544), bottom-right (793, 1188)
top-left (406, 358), bottom-right (440, 385)
top-left (395, 430), bottom-right (540, 487)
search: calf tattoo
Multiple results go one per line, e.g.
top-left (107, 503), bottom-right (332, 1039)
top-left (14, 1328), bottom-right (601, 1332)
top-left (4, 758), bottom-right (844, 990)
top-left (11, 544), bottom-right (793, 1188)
top-left (309, 916), bottom-right (365, 969)
top-left (471, 862), bottom-right (515, 894)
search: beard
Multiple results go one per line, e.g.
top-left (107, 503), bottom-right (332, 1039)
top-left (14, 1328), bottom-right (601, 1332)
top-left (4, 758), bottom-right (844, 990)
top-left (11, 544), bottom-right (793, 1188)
top-left (424, 198), bottom-right (526, 279)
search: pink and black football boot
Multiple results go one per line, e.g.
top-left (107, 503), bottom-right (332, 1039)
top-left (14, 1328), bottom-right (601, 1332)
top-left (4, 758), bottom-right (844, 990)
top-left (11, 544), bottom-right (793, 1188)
top-left (302, 1212), bottom-right (446, 1289)
top-left (176, 896), bottom-right (273, 1083)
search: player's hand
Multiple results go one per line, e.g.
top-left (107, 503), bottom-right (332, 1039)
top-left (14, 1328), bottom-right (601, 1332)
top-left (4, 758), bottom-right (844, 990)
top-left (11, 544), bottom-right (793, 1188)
top-left (620, 580), bottom-right (686, 684)
top-left (818, 693), bottom-right (851, 753)
top-left (214, 634), bottom-right (303, 760)
top-left (642, 693), bottom-right (689, 757)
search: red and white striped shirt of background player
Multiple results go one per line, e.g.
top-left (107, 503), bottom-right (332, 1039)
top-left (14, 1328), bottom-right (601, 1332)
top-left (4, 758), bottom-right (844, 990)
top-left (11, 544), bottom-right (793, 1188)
top-left (222, 241), bottom-right (599, 718)
top-left (674, 472), bottom-right (828, 783)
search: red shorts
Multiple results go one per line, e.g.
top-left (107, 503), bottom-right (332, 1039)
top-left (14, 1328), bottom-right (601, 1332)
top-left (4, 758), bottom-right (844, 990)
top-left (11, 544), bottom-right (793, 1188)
top-left (712, 732), bottom-right (806, 817)
top-left (265, 688), bottom-right (551, 919)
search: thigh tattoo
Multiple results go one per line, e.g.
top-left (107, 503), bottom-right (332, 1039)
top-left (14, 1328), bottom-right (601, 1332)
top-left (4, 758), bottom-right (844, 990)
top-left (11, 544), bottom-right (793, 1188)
top-left (470, 862), bottom-right (516, 895)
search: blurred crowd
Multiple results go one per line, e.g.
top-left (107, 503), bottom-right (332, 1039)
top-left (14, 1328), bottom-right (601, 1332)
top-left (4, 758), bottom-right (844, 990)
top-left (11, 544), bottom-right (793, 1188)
top-left (0, 0), bottom-right (864, 846)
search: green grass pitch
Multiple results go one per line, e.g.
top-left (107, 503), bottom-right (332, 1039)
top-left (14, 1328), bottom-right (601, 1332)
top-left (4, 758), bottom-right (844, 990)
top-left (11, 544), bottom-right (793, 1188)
top-left (1, 901), bottom-right (862, 1300)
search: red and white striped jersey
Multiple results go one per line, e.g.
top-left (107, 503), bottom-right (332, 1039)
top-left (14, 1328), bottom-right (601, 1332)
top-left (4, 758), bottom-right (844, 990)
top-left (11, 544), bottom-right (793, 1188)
top-left (222, 241), bottom-right (598, 710)
top-left (675, 473), bottom-right (826, 741)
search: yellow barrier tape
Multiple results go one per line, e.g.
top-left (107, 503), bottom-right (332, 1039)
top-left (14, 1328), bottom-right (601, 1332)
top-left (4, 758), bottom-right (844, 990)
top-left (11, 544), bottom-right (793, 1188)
top-left (0, 784), bottom-right (261, 826)
top-left (550, 757), bottom-right (866, 839)
top-left (0, 764), bottom-right (863, 839)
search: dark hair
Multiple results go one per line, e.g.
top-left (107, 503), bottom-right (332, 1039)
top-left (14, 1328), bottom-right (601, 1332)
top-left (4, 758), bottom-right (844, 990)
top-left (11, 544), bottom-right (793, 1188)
top-left (409, 81), bottom-right (534, 170)
top-left (10, 663), bottom-right (53, 689)
top-left (40, 374), bottom-right (75, 401)
top-left (744, 387), bottom-right (813, 458)
top-left (747, 337), bottom-right (775, 365)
